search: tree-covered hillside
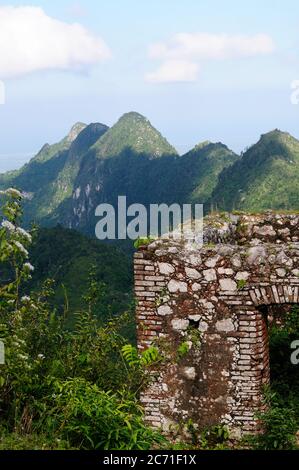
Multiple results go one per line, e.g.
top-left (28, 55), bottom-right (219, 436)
top-left (210, 130), bottom-right (299, 212)
top-left (0, 122), bottom-right (108, 225)
top-left (28, 226), bottom-right (133, 323)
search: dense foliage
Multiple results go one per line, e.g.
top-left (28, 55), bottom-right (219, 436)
top-left (249, 305), bottom-right (299, 450)
top-left (28, 226), bottom-right (133, 327)
top-left (0, 190), bottom-right (163, 449)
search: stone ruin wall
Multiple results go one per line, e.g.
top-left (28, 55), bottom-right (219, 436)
top-left (134, 213), bottom-right (299, 438)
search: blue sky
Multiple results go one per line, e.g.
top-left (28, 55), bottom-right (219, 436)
top-left (0, 0), bottom-right (299, 171)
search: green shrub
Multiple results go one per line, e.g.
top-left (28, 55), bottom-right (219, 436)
top-left (250, 307), bottom-right (299, 450)
top-left (200, 424), bottom-right (230, 450)
top-left (51, 378), bottom-right (164, 450)
top-left (134, 237), bottom-right (155, 249)
top-left (237, 279), bottom-right (247, 290)
top-left (176, 341), bottom-right (190, 361)
top-left (250, 402), bottom-right (297, 450)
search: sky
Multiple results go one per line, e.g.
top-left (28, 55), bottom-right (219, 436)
top-left (0, 0), bottom-right (299, 171)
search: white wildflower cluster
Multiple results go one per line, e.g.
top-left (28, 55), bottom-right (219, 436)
top-left (21, 294), bottom-right (38, 310)
top-left (4, 188), bottom-right (23, 199)
top-left (16, 227), bottom-right (32, 242)
top-left (14, 241), bottom-right (29, 256)
top-left (37, 354), bottom-right (45, 360)
top-left (1, 220), bottom-right (16, 232)
top-left (23, 262), bottom-right (34, 272)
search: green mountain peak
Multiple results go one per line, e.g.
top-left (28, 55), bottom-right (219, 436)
top-left (118, 111), bottom-right (149, 122)
top-left (258, 129), bottom-right (297, 145)
top-left (194, 140), bottom-right (212, 150)
top-left (66, 122), bottom-right (87, 143)
top-left (0, 120), bottom-right (108, 225)
top-left (211, 129), bottom-right (299, 212)
top-left (32, 122), bottom-right (87, 165)
top-left (92, 111), bottom-right (178, 159)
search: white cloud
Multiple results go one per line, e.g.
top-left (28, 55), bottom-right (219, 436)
top-left (146, 60), bottom-right (199, 83)
top-left (147, 33), bottom-right (274, 83)
top-left (0, 6), bottom-right (111, 79)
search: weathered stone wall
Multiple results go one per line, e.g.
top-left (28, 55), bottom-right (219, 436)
top-left (134, 213), bottom-right (299, 437)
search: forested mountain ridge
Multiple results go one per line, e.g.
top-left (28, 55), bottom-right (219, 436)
top-left (210, 129), bottom-right (299, 212)
top-left (0, 122), bottom-right (108, 225)
top-left (0, 112), bottom-right (238, 233)
top-left (1, 116), bottom-right (299, 235)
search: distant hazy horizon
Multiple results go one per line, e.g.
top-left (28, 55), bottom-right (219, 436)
top-left (0, 152), bottom-right (35, 173)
